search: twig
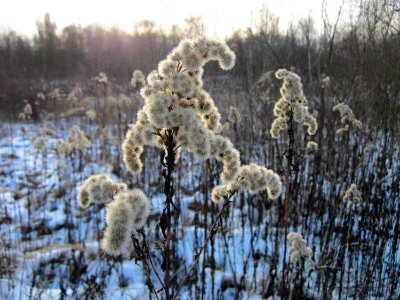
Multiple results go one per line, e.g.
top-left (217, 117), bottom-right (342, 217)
top-left (173, 197), bottom-right (232, 300)
top-left (138, 229), bottom-right (166, 291)
top-left (132, 236), bottom-right (160, 300)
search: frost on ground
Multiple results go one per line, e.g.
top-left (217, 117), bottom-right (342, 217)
top-left (0, 116), bottom-right (399, 299)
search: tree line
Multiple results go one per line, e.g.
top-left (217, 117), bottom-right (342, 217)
top-left (0, 0), bottom-right (399, 133)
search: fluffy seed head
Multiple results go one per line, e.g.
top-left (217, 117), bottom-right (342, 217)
top-left (287, 232), bottom-right (313, 263)
top-left (121, 37), bottom-right (237, 173)
top-left (78, 174), bottom-right (127, 207)
top-left (114, 189), bottom-right (151, 228)
top-left (343, 183), bottom-right (362, 204)
top-left (307, 141), bottom-right (318, 150)
top-left (67, 126), bottom-right (91, 152)
top-left (333, 103), bottom-right (362, 134)
top-left (211, 185), bottom-right (229, 203)
top-left (102, 200), bottom-right (134, 255)
top-left (271, 69), bottom-right (317, 138)
top-left (131, 70), bottom-right (146, 89)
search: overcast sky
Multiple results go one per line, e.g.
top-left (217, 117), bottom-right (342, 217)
top-left (0, 0), bottom-right (348, 38)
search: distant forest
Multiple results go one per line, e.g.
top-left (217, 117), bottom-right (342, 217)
top-left (0, 0), bottom-right (399, 133)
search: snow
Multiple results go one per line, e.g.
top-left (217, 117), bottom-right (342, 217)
top-left (0, 121), bottom-right (399, 299)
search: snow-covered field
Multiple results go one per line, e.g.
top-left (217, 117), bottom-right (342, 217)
top-left (0, 120), bottom-right (399, 299)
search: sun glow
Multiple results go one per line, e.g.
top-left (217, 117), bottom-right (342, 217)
top-left (0, 0), bottom-right (346, 38)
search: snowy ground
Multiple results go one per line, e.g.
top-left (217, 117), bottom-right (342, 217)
top-left (0, 121), bottom-right (399, 299)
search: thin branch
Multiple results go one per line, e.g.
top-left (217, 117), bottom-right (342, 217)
top-left (173, 197), bottom-right (233, 300)
top-left (138, 229), bottom-right (166, 291)
top-left (132, 236), bottom-right (160, 300)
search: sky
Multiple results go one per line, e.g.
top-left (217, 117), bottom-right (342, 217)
top-left (0, 0), bottom-right (348, 38)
